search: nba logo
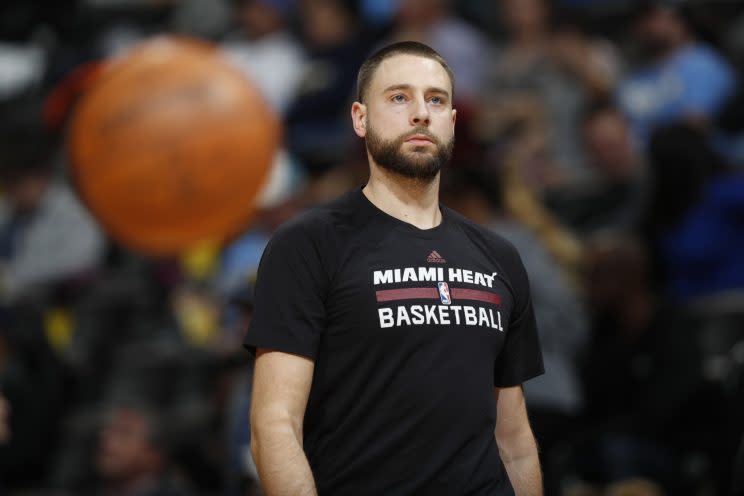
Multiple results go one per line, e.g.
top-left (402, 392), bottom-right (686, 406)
top-left (437, 282), bottom-right (451, 305)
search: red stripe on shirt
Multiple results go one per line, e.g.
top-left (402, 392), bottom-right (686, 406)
top-left (375, 287), bottom-right (501, 305)
top-left (451, 288), bottom-right (501, 305)
top-left (376, 288), bottom-right (439, 302)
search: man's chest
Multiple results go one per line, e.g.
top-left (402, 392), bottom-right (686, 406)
top-left (320, 232), bottom-right (516, 353)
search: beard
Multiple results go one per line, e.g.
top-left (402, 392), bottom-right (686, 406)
top-left (365, 121), bottom-right (454, 183)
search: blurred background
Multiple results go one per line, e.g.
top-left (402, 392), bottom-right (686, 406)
top-left (0, 0), bottom-right (743, 495)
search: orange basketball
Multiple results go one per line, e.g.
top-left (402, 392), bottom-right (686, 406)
top-left (69, 36), bottom-right (280, 255)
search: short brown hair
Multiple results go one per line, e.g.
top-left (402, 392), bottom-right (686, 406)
top-left (356, 41), bottom-right (455, 104)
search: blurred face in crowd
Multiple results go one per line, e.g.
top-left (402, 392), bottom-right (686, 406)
top-left (238, 0), bottom-right (285, 39)
top-left (501, 0), bottom-right (548, 37)
top-left (97, 408), bottom-right (163, 482)
top-left (352, 54), bottom-right (456, 182)
top-left (6, 173), bottom-right (49, 214)
top-left (584, 236), bottom-right (650, 334)
top-left (636, 7), bottom-right (687, 58)
top-left (583, 109), bottom-right (638, 180)
top-left (398, 0), bottom-right (446, 26)
top-left (301, 0), bottom-right (354, 47)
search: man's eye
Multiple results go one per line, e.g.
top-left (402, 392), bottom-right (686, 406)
top-left (392, 94), bottom-right (406, 103)
top-left (430, 96), bottom-right (443, 104)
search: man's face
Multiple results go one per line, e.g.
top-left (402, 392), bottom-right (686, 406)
top-left (6, 174), bottom-right (48, 214)
top-left (353, 54), bottom-right (456, 182)
top-left (238, 0), bottom-right (282, 39)
top-left (501, 0), bottom-right (547, 35)
top-left (96, 409), bottom-right (161, 481)
top-left (636, 8), bottom-right (680, 58)
top-left (584, 110), bottom-right (637, 180)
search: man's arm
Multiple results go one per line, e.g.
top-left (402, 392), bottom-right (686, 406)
top-left (251, 348), bottom-right (317, 496)
top-left (494, 386), bottom-right (542, 496)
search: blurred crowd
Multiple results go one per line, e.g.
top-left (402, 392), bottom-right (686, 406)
top-left (1, 0), bottom-right (744, 495)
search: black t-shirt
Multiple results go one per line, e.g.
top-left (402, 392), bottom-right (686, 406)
top-left (245, 189), bottom-right (544, 495)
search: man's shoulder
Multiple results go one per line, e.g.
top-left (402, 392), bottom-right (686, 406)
top-left (679, 43), bottom-right (729, 64)
top-left (272, 190), bottom-right (362, 244)
top-left (674, 43), bottom-right (734, 78)
top-left (444, 206), bottom-right (521, 256)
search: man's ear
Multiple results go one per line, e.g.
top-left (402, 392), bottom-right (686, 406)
top-left (351, 101), bottom-right (367, 138)
top-left (452, 108), bottom-right (457, 133)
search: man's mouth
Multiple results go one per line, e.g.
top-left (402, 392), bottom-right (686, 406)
top-left (405, 134), bottom-right (435, 145)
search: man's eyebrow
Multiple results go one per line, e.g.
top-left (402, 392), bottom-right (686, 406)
top-left (427, 87), bottom-right (450, 96)
top-left (383, 84), bottom-right (413, 93)
top-left (382, 84), bottom-right (451, 98)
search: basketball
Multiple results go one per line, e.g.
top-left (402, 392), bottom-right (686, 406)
top-left (68, 36), bottom-right (280, 255)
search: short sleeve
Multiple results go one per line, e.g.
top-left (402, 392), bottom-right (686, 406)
top-left (244, 218), bottom-right (330, 360)
top-left (679, 48), bottom-right (735, 116)
top-left (494, 247), bottom-right (544, 387)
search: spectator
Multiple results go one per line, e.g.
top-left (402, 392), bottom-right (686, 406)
top-left (284, 0), bottom-right (370, 172)
top-left (576, 234), bottom-right (686, 493)
top-left (0, 120), bottom-right (104, 303)
top-left (480, 0), bottom-right (620, 184)
top-left (617, 1), bottom-right (736, 145)
top-left (579, 229), bottom-right (744, 494)
top-left (643, 123), bottom-right (744, 303)
top-left (220, 0), bottom-right (306, 116)
top-left (546, 101), bottom-right (647, 236)
top-left (95, 401), bottom-right (194, 496)
top-left (713, 22), bottom-right (744, 170)
top-left (496, 122), bottom-right (585, 282)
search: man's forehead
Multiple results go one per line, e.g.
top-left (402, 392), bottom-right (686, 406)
top-left (371, 54), bottom-right (452, 95)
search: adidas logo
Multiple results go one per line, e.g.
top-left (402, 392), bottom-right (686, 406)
top-left (427, 250), bottom-right (446, 263)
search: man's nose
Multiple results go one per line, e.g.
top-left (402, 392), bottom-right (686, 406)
top-left (410, 95), bottom-right (430, 126)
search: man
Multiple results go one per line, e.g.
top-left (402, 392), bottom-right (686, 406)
top-left (95, 402), bottom-right (194, 496)
top-left (617, 0), bottom-right (736, 146)
top-left (220, 0), bottom-right (305, 116)
top-left (545, 101), bottom-right (646, 236)
top-left (0, 121), bottom-right (104, 303)
top-left (246, 41), bottom-right (544, 495)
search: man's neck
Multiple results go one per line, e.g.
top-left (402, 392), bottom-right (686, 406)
top-left (363, 164), bottom-right (442, 230)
